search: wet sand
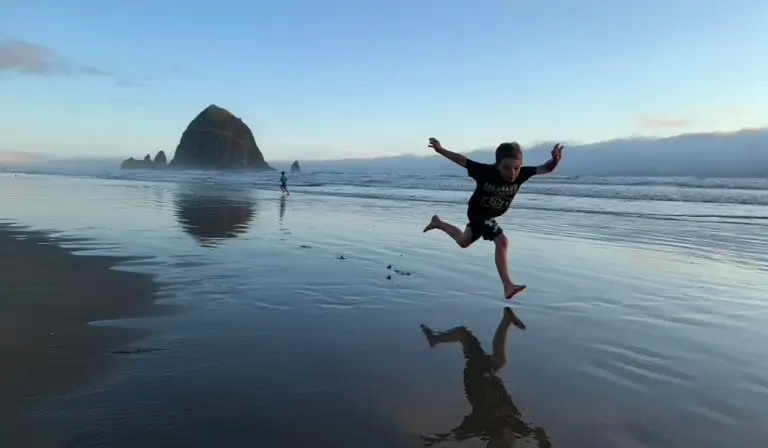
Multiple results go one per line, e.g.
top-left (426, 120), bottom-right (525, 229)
top-left (2, 174), bottom-right (768, 447)
top-left (0, 224), bottom-right (160, 446)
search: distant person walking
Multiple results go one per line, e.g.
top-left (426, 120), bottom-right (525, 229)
top-left (280, 171), bottom-right (290, 196)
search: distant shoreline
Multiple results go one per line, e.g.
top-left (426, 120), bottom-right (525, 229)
top-left (1, 167), bottom-right (767, 180)
top-left (4, 126), bottom-right (767, 177)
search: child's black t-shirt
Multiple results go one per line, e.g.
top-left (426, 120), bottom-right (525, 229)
top-left (465, 160), bottom-right (537, 219)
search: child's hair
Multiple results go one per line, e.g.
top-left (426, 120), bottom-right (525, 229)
top-left (281, 171), bottom-right (285, 174)
top-left (495, 142), bottom-right (523, 164)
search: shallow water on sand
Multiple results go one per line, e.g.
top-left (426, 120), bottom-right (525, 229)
top-left (2, 173), bottom-right (768, 447)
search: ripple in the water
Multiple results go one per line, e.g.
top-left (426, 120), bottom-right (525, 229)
top-left (172, 186), bottom-right (258, 247)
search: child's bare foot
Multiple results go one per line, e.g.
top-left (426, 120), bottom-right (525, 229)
top-left (423, 215), bottom-right (441, 233)
top-left (504, 283), bottom-right (527, 300)
top-left (420, 324), bottom-right (438, 347)
top-left (504, 307), bottom-right (526, 330)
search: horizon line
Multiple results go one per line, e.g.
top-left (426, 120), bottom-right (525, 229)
top-left (2, 125), bottom-right (766, 165)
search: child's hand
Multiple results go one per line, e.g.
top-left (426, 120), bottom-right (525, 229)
top-left (428, 137), bottom-right (444, 152)
top-left (551, 143), bottom-right (564, 161)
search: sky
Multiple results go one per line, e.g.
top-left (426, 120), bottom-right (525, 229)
top-left (1, 0), bottom-right (767, 161)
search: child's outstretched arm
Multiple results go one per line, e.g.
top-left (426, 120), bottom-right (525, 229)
top-left (535, 143), bottom-right (564, 175)
top-left (429, 137), bottom-right (467, 167)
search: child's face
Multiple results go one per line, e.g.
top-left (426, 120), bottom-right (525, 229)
top-left (497, 156), bottom-right (523, 182)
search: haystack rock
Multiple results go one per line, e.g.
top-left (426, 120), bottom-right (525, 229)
top-left (169, 105), bottom-right (272, 170)
top-left (290, 160), bottom-right (301, 172)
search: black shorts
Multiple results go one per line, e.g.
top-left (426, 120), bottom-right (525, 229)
top-left (467, 213), bottom-right (503, 243)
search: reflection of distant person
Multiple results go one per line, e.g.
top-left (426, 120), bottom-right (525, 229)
top-left (420, 308), bottom-right (551, 448)
top-left (280, 171), bottom-right (290, 195)
top-left (279, 194), bottom-right (287, 220)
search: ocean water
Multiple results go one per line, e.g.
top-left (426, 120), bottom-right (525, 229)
top-left (1, 168), bottom-right (767, 447)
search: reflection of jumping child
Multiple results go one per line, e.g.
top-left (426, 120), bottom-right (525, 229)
top-left (419, 308), bottom-right (551, 447)
top-left (280, 171), bottom-right (290, 195)
top-left (423, 138), bottom-right (563, 300)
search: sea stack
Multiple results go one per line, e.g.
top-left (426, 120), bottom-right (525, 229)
top-left (120, 154), bottom-right (154, 169)
top-left (169, 104), bottom-right (272, 170)
top-left (154, 150), bottom-right (168, 166)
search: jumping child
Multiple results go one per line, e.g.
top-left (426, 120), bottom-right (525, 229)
top-left (423, 137), bottom-right (563, 300)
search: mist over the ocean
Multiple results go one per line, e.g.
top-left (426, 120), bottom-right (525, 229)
top-left (4, 128), bottom-right (767, 178)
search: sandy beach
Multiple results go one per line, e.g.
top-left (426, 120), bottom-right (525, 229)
top-left (1, 172), bottom-right (767, 447)
top-left (0, 224), bottom-right (160, 446)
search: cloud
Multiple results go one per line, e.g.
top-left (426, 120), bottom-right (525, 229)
top-left (720, 107), bottom-right (747, 117)
top-left (167, 64), bottom-right (202, 79)
top-left (0, 149), bottom-right (51, 164)
top-left (115, 75), bottom-right (153, 87)
top-left (638, 115), bottom-right (693, 128)
top-left (0, 37), bottom-right (144, 86)
top-left (0, 37), bottom-right (105, 76)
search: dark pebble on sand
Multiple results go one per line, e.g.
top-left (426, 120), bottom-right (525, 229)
top-left (110, 347), bottom-right (166, 355)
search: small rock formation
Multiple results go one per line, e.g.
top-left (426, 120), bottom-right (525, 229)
top-left (121, 151), bottom-right (167, 170)
top-left (154, 150), bottom-right (167, 167)
top-left (290, 160), bottom-right (301, 173)
top-left (121, 154), bottom-right (154, 169)
top-left (169, 104), bottom-right (272, 170)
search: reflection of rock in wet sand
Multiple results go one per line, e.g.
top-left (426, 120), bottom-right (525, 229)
top-left (173, 188), bottom-right (257, 247)
top-left (420, 308), bottom-right (551, 448)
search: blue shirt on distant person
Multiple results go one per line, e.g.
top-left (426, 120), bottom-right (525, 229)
top-left (280, 171), bottom-right (289, 195)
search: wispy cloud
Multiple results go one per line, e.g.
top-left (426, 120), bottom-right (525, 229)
top-left (0, 149), bottom-right (51, 164)
top-left (0, 37), bottom-right (104, 76)
top-left (167, 64), bottom-right (202, 79)
top-left (720, 107), bottom-right (747, 117)
top-left (115, 74), bottom-right (153, 87)
top-left (0, 37), bottom-right (143, 86)
top-left (638, 115), bottom-right (693, 128)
